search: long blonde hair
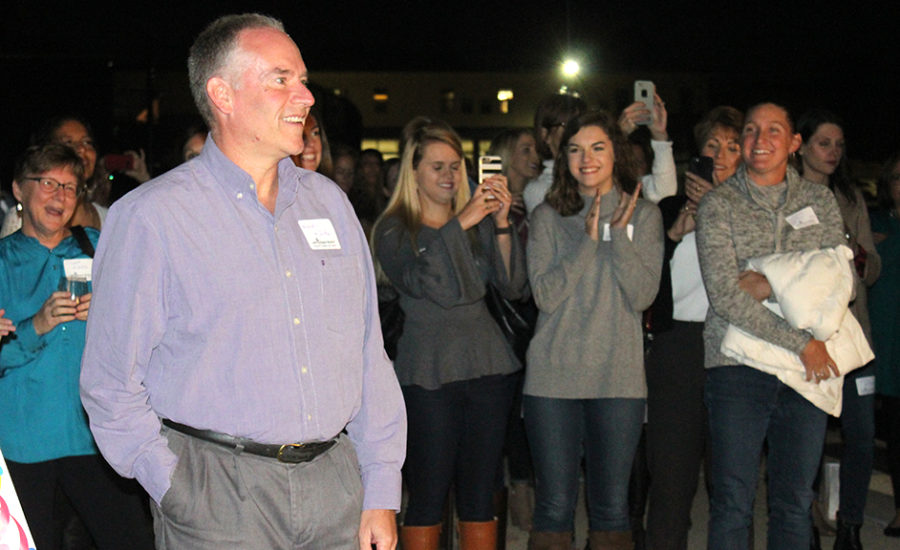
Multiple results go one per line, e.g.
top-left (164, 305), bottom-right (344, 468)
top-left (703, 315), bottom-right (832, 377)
top-left (373, 120), bottom-right (470, 253)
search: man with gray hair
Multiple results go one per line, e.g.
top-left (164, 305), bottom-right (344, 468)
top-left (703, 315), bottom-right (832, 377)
top-left (80, 13), bottom-right (406, 549)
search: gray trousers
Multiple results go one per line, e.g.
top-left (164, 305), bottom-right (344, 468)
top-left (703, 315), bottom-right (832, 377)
top-left (151, 426), bottom-right (363, 549)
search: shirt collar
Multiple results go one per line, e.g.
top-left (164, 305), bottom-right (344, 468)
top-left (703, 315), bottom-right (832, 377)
top-left (196, 134), bottom-right (301, 206)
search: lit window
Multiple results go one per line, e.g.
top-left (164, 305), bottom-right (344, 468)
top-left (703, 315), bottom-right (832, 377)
top-left (441, 89), bottom-right (455, 113)
top-left (373, 89), bottom-right (388, 113)
top-left (497, 89), bottom-right (514, 114)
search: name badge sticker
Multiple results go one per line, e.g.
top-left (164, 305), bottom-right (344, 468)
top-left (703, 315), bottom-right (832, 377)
top-left (855, 375), bottom-right (875, 396)
top-left (299, 219), bottom-right (341, 250)
top-left (602, 223), bottom-right (634, 242)
top-left (63, 258), bottom-right (93, 280)
top-left (785, 207), bottom-right (819, 230)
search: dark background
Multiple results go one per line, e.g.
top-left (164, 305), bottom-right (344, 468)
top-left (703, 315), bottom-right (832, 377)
top-left (1, 1), bottom-right (896, 183)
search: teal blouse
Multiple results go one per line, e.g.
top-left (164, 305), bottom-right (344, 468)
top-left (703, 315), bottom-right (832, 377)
top-left (0, 228), bottom-right (99, 463)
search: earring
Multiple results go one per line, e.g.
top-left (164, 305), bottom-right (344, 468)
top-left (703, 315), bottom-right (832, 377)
top-left (16, 202), bottom-right (22, 212)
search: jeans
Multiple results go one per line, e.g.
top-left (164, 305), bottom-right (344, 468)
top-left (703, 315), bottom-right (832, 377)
top-left (705, 365), bottom-right (827, 550)
top-left (402, 374), bottom-right (516, 525)
top-left (524, 395), bottom-right (645, 532)
top-left (836, 363), bottom-right (875, 524)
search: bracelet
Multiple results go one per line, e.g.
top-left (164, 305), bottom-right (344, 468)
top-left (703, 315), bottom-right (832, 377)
top-left (494, 225), bottom-right (513, 235)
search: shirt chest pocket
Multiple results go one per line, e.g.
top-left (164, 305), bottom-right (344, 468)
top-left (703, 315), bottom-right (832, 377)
top-left (318, 255), bottom-right (366, 336)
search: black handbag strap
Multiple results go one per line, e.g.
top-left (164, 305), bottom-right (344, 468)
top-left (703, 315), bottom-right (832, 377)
top-left (70, 225), bottom-right (95, 258)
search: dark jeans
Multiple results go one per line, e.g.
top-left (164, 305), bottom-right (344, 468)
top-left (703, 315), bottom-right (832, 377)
top-left (504, 370), bottom-right (533, 483)
top-left (524, 395), bottom-right (645, 532)
top-left (836, 363), bottom-right (876, 524)
top-left (5, 454), bottom-right (153, 550)
top-left (402, 374), bottom-right (516, 525)
top-left (705, 365), bottom-right (826, 550)
top-left (645, 321), bottom-right (707, 550)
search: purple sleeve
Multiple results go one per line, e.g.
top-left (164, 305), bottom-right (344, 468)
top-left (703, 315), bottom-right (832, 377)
top-left (80, 202), bottom-right (177, 504)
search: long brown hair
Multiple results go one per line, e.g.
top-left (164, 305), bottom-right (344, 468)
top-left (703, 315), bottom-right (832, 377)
top-left (546, 110), bottom-right (637, 216)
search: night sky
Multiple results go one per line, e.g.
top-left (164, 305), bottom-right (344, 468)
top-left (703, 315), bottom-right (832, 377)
top-left (1, 0), bottom-right (896, 175)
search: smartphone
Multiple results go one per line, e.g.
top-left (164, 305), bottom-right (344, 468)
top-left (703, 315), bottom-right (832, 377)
top-left (478, 155), bottom-right (503, 183)
top-left (104, 153), bottom-right (134, 173)
top-left (689, 155), bottom-right (715, 184)
top-left (634, 80), bottom-right (655, 125)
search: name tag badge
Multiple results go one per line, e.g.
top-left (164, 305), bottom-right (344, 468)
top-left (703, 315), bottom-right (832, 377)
top-left (63, 258), bottom-right (93, 280)
top-left (785, 207), bottom-right (819, 230)
top-left (855, 375), bottom-right (875, 396)
top-left (602, 223), bottom-right (634, 242)
top-left (299, 219), bottom-right (341, 250)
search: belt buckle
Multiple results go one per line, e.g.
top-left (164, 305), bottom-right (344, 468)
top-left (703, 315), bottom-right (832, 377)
top-left (277, 443), bottom-right (306, 463)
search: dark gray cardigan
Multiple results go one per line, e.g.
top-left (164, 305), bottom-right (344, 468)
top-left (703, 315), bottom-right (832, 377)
top-left (374, 215), bottom-right (527, 389)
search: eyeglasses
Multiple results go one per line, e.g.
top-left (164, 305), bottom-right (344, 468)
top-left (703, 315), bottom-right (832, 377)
top-left (23, 177), bottom-right (83, 198)
top-left (57, 137), bottom-right (95, 151)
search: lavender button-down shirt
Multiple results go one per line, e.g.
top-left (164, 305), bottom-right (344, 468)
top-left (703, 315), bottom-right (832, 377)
top-left (80, 137), bottom-right (406, 510)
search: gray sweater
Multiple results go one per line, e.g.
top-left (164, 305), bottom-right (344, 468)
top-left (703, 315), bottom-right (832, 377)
top-left (374, 215), bottom-right (527, 389)
top-left (524, 189), bottom-right (663, 399)
top-left (696, 165), bottom-right (848, 369)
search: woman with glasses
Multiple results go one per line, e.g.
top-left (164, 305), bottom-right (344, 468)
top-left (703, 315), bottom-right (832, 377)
top-left (523, 93), bottom-right (588, 216)
top-left (1, 115), bottom-right (116, 238)
top-left (0, 144), bottom-right (153, 550)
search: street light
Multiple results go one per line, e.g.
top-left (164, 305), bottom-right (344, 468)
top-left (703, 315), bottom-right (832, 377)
top-left (561, 59), bottom-right (580, 78)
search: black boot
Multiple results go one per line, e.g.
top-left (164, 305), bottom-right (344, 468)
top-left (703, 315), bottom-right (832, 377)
top-left (833, 516), bottom-right (862, 550)
top-left (810, 525), bottom-right (822, 550)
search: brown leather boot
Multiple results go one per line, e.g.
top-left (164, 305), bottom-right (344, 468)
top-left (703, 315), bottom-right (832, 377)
top-left (459, 519), bottom-right (498, 550)
top-left (588, 530), bottom-right (634, 550)
top-left (508, 481), bottom-right (535, 531)
top-left (527, 530), bottom-right (571, 550)
top-left (400, 524), bottom-right (441, 550)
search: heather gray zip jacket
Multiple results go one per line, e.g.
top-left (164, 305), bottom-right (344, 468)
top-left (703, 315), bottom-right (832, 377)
top-left (696, 165), bottom-right (847, 369)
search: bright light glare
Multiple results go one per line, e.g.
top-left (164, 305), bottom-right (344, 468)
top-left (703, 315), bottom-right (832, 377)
top-left (561, 59), bottom-right (580, 77)
top-left (497, 89), bottom-right (514, 101)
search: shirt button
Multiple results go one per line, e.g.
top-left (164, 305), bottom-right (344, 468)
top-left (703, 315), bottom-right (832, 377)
top-left (61, 326), bottom-right (67, 331)
top-left (293, 318), bottom-right (300, 325)
top-left (285, 270), bottom-right (292, 278)
top-left (301, 366), bottom-right (308, 374)
top-left (307, 414), bottom-right (312, 421)
top-left (236, 192), bottom-right (243, 199)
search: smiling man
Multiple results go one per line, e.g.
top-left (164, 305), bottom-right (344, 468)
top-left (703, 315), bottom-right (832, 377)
top-left (79, 14), bottom-right (405, 550)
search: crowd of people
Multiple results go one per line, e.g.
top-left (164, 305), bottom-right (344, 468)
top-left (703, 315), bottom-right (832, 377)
top-left (0, 11), bottom-right (899, 550)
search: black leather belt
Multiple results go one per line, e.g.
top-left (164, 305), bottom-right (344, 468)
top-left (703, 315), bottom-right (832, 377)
top-left (162, 419), bottom-right (337, 463)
